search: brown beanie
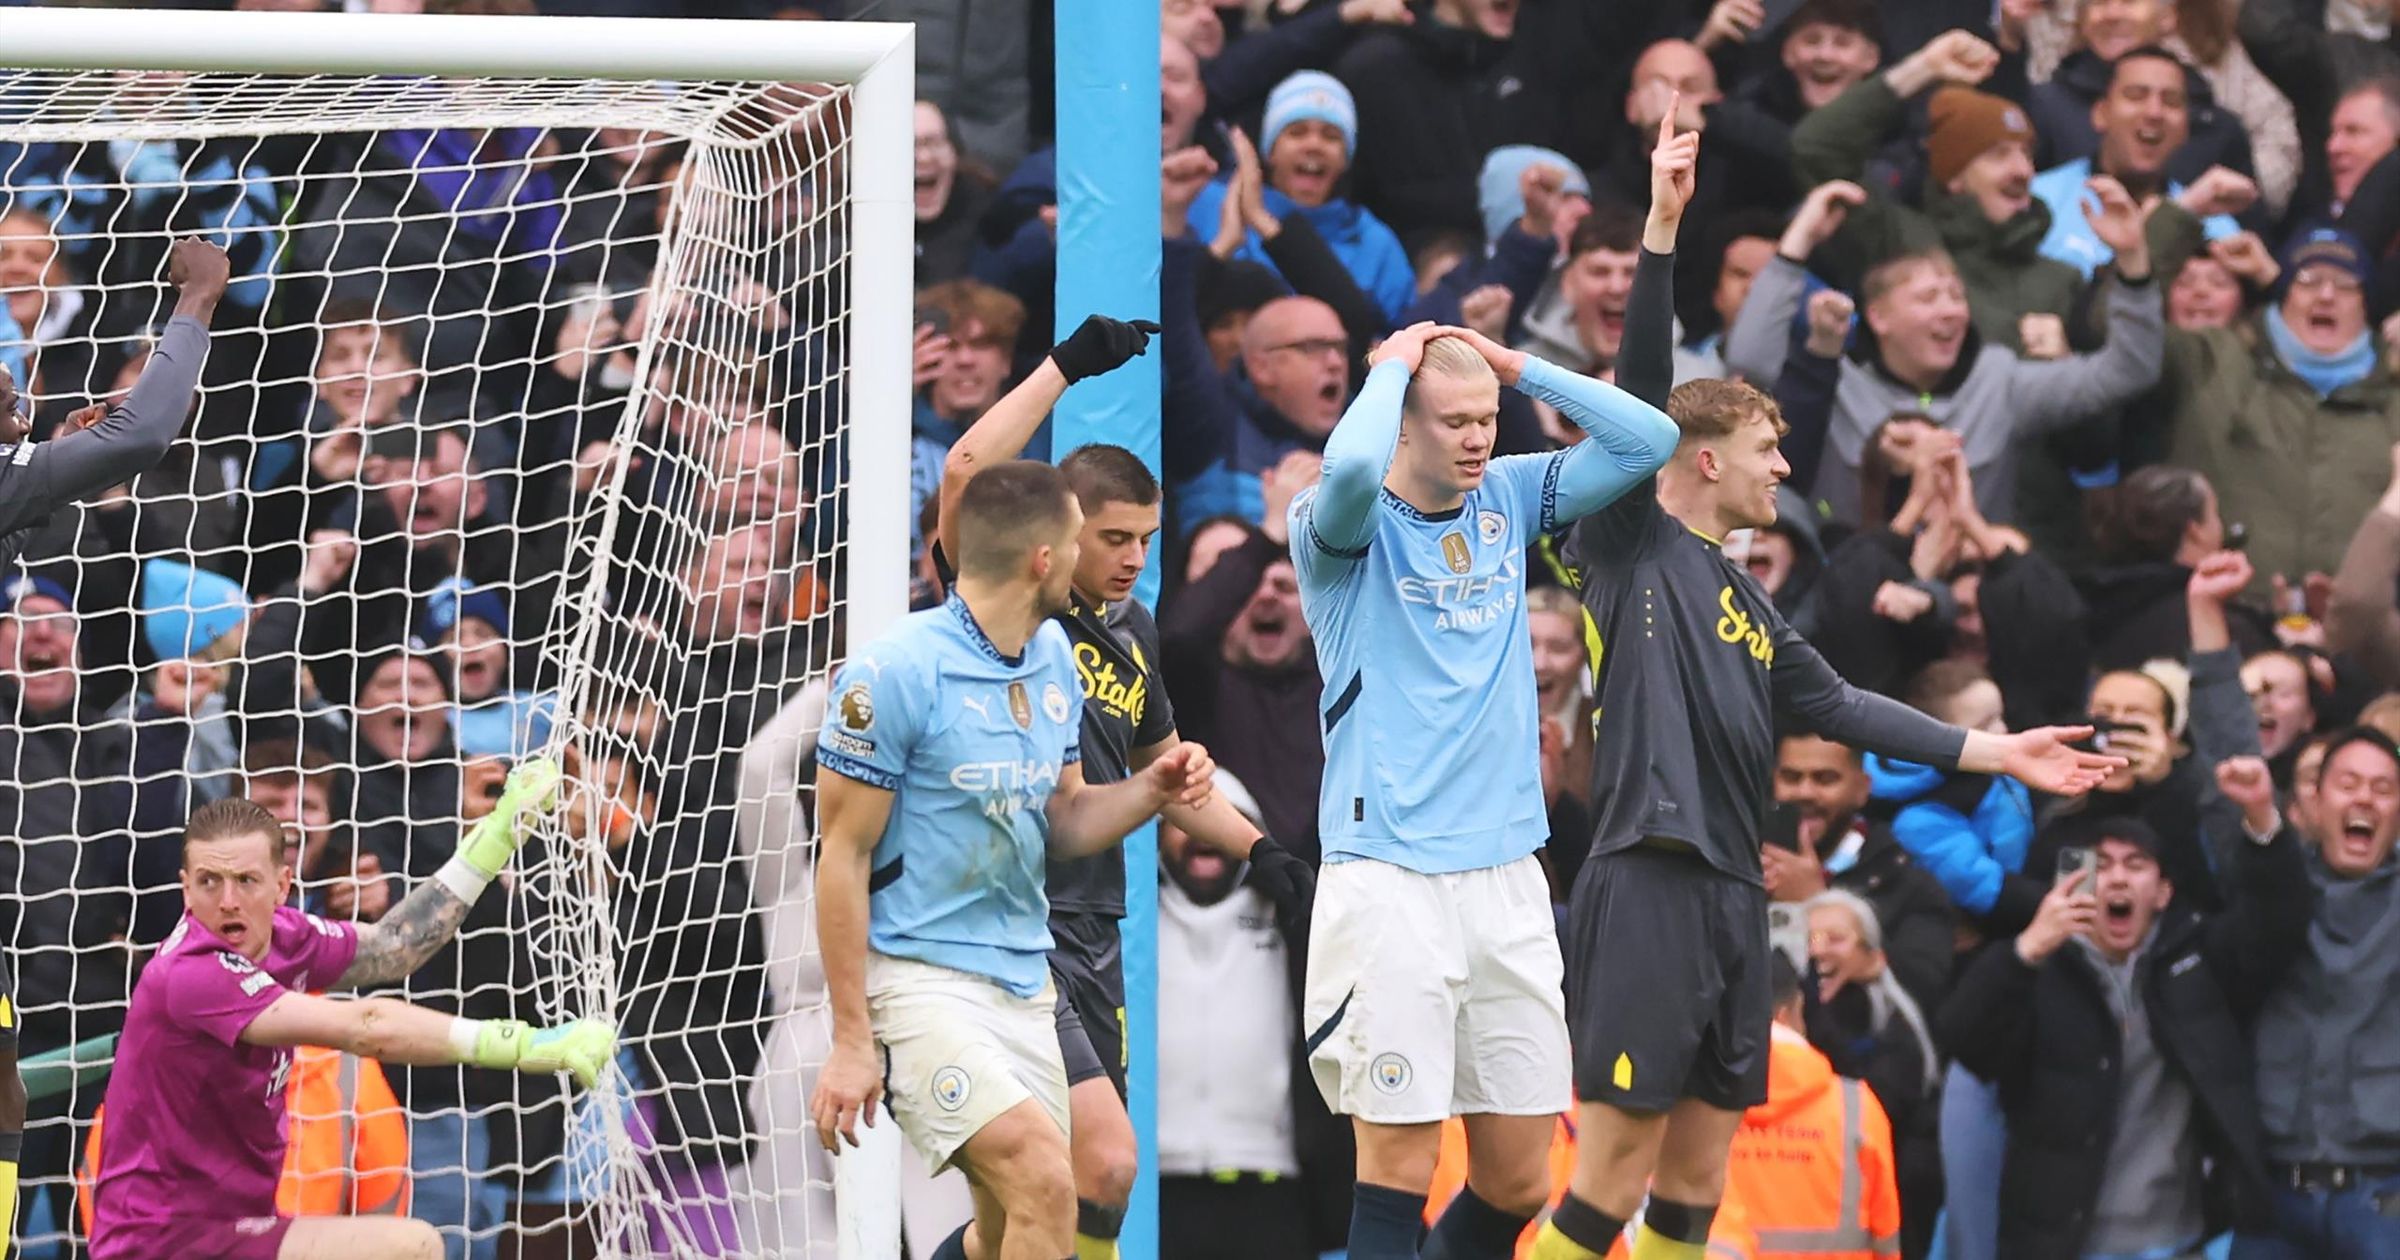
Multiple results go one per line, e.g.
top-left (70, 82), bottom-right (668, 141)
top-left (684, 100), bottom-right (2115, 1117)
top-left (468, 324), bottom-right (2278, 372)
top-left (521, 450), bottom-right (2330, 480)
top-left (1925, 87), bottom-right (2035, 189)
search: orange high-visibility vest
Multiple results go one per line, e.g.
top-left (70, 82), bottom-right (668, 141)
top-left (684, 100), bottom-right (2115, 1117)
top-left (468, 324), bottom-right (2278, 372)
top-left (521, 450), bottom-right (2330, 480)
top-left (1425, 1114), bottom-right (1760, 1259)
top-left (1726, 1025), bottom-right (1902, 1260)
top-left (80, 1046), bottom-right (410, 1231)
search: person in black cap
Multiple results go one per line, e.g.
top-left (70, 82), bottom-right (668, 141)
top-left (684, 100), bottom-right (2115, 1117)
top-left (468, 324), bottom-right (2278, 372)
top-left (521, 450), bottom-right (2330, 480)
top-left (1937, 756), bottom-right (2313, 1260)
top-left (2163, 224), bottom-right (2399, 601)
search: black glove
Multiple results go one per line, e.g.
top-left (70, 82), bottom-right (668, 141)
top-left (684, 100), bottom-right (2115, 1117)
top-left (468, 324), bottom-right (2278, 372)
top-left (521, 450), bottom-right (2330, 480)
top-left (1243, 835), bottom-right (1316, 947)
top-left (1050, 314), bottom-right (1162, 383)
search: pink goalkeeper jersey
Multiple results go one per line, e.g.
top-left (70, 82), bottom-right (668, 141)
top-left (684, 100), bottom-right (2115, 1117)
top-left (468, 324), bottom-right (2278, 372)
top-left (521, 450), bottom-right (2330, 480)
top-left (89, 906), bottom-right (359, 1258)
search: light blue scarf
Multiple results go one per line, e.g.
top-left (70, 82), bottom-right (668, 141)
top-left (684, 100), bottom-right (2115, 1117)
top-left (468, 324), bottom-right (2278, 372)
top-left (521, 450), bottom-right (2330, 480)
top-left (2267, 305), bottom-right (2376, 397)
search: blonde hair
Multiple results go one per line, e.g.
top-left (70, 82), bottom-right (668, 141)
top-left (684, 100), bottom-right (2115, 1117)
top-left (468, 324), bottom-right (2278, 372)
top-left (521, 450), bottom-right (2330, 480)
top-left (1403, 336), bottom-right (1499, 417)
top-left (1803, 891), bottom-right (1941, 1095)
top-left (1527, 585), bottom-right (1580, 620)
top-left (1861, 248), bottom-right (1958, 309)
top-left (1667, 377), bottom-right (1787, 443)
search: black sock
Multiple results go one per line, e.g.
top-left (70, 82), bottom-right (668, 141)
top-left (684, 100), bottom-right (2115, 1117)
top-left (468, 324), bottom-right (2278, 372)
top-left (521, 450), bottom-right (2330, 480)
top-left (1422, 1185), bottom-right (1535, 1260)
top-left (1077, 1198), bottom-right (1125, 1240)
top-left (1349, 1180), bottom-right (1431, 1260)
top-left (929, 1223), bottom-right (971, 1260)
top-left (1642, 1197), bottom-right (1717, 1245)
top-left (1549, 1193), bottom-right (1629, 1253)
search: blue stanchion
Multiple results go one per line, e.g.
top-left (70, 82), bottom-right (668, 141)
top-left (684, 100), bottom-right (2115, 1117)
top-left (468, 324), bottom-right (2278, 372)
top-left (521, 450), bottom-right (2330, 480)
top-left (1054, 1), bottom-right (1163, 1254)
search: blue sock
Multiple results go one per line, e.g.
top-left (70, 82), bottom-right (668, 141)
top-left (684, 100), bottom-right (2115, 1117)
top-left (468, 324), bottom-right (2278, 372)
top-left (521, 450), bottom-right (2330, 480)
top-left (930, 1223), bottom-right (971, 1260)
top-left (1422, 1185), bottom-right (1535, 1260)
top-left (1350, 1181), bottom-right (1430, 1260)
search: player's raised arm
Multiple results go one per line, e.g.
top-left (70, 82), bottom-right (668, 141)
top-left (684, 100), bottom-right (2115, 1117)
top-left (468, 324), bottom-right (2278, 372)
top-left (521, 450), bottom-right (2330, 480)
top-left (335, 757), bottom-right (559, 990)
top-left (0, 237), bottom-right (226, 541)
top-left (1046, 742), bottom-right (1217, 859)
top-left (1618, 101), bottom-right (1697, 410)
top-left (936, 314), bottom-right (1159, 563)
top-left (1303, 321), bottom-right (1443, 554)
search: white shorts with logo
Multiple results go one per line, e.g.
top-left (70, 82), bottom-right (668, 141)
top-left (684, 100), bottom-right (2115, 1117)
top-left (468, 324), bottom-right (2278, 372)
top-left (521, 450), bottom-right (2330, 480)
top-left (868, 953), bottom-right (1071, 1173)
top-left (1302, 853), bottom-right (1571, 1124)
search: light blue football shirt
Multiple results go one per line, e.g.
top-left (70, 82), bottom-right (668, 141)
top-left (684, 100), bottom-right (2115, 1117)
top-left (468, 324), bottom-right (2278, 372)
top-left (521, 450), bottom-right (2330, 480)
top-left (816, 593), bottom-right (1085, 997)
top-left (1291, 355), bottom-right (1675, 874)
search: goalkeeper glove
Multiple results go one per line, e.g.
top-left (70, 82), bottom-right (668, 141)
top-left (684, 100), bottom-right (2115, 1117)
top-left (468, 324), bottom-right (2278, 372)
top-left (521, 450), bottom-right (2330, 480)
top-left (465, 1017), bottom-right (617, 1089)
top-left (1243, 835), bottom-right (1316, 948)
top-left (438, 755), bottom-right (561, 902)
top-left (1049, 315), bottom-right (1161, 383)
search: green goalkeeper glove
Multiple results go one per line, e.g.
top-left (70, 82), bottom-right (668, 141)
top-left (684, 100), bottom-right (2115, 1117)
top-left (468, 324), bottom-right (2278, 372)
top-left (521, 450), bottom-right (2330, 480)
top-left (438, 756), bottom-right (561, 901)
top-left (467, 1017), bottom-right (616, 1089)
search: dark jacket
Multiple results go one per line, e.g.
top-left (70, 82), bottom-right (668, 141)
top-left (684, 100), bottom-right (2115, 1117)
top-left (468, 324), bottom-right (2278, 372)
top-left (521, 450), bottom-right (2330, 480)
top-left (0, 702), bottom-right (157, 1055)
top-left (2252, 853), bottom-right (2400, 1166)
top-left (2077, 561), bottom-right (2275, 674)
top-left (1160, 529), bottom-right (1325, 859)
top-left (2026, 51), bottom-right (2257, 193)
top-left (915, 168), bottom-right (996, 288)
top-left (2237, 0), bottom-right (2400, 236)
top-left (1811, 530), bottom-right (2092, 732)
top-left (1201, 3), bottom-right (1354, 132)
top-left (1935, 826), bottom-right (2314, 1259)
top-left (1826, 820), bottom-right (1957, 1010)
top-left (1331, 7), bottom-right (1552, 243)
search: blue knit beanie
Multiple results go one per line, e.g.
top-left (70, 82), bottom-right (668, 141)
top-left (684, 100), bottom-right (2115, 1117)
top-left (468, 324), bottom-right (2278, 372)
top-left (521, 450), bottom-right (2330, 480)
top-left (1478, 145), bottom-right (1591, 245)
top-left (1263, 71), bottom-right (1357, 159)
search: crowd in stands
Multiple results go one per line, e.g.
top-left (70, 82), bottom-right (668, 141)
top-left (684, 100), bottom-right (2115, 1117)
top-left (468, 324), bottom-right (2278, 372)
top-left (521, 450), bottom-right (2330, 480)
top-left (1, 0), bottom-right (2399, 1258)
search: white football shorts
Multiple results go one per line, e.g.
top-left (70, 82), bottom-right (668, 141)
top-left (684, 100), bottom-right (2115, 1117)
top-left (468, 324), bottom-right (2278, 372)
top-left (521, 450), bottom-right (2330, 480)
top-left (1302, 853), bottom-right (1571, 1124)
top-left (868, 952), bottom-right (1071, 1172)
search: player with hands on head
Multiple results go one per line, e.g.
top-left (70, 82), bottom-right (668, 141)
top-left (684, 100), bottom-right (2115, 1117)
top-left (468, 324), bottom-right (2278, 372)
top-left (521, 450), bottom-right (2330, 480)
top-left (1535, 90), bottom-right (2126, 1260)
top-left (88, 758), bottom-right (609, 1260)
top-left (814, 460), bottom-right (1220, 1260)
top-left (934, 312), bottom-right (1315, 1260)
top-left (1290, 125), bottom-right (1681, 1260)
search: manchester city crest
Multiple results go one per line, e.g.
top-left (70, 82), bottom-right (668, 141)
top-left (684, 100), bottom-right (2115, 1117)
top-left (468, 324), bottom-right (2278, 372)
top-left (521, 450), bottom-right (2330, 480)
top-left (1370, 1052), bottom-right (1412, 1094)
top-left (1043, 680), bottom-right (1070, 724)
top-left (1478, 510), bottom-right (1506, 545)
top-left (932, 1066), bottom-right (971, 1111)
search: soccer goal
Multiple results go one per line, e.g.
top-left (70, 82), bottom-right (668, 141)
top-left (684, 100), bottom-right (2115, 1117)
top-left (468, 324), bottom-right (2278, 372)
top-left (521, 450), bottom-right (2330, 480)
top-left (0, 8), bottom-right (909, 1257)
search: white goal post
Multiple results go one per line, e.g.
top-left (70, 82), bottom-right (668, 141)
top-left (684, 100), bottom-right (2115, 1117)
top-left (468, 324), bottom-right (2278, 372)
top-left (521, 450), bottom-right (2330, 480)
top-left (0, 8), bottom-right (910, 1258)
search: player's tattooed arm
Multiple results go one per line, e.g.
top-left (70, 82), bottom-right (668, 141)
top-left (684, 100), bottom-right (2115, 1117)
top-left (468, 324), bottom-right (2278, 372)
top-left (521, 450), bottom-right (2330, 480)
top-left (336, 881), bottom-right (473, 989)
top-left (336, 756), bottom-right (559, 989)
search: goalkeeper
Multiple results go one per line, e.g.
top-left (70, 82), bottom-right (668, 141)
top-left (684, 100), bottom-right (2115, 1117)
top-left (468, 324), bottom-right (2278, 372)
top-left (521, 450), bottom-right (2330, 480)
top-left (88, 760), bottom-right (613, 1260)
top-left (929, 314), bottom-right (1317, 1260)
top-left (0, 234), bottom-right (226, 1247)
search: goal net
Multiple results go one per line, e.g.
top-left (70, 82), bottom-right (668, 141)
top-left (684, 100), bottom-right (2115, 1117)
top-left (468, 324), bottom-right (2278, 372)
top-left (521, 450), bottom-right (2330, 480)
top-left (0, 11), bottom-right (910, 1258)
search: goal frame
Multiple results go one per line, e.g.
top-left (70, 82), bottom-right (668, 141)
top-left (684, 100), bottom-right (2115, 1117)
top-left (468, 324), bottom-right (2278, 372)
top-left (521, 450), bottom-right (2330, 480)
top-left (0, 3), bottom-right (916, 658)
top-left (0, 8), bottom-right (914, 1257)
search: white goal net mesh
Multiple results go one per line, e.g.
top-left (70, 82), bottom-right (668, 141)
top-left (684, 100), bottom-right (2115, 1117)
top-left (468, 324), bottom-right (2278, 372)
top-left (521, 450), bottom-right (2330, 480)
top-left (0, 65), bottom-right (861, 1258)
